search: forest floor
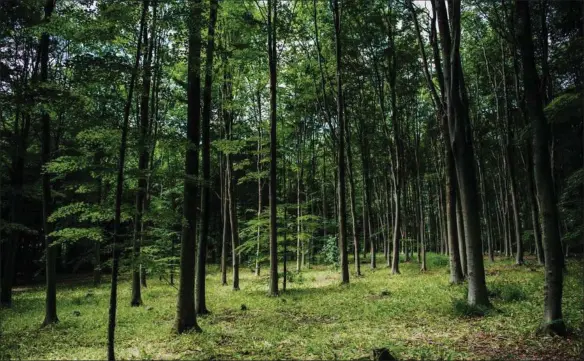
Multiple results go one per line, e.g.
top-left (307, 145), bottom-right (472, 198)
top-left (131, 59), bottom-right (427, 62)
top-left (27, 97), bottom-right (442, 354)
top-left (1, 253), bottom-right (583, 360)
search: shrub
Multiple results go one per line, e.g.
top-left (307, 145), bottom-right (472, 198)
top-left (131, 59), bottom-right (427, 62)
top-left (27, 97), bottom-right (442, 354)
top-left (428, 253), bottom-right (449, 268)
top-left (321, 236), bottom-right (339, 270)
top-left (488, 283), bottom-right (527, 302)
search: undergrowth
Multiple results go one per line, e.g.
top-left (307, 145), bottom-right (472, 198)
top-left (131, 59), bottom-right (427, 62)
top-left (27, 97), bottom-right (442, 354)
top-left (0, 253), bottom-right (582, 360)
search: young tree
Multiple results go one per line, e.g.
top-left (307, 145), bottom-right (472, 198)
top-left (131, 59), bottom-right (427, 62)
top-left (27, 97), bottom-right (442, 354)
top-left (108, 1), bottom-right (150, 358)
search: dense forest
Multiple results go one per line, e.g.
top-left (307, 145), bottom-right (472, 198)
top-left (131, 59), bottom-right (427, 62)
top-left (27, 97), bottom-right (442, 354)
top-left (0, 0), bottom-right (582, 360)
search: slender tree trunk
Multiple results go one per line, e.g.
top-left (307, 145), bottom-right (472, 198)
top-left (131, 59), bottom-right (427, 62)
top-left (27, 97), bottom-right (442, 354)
top-left (109, 2), bottom-right (150, 358)
top-left (346, 126), bottom-right (361, 276)
top-left (93, 159), bottom-right (103, 285)
top-left (195, 0), bottom-right (218, 315)
top-left (332, 0), bottom-right (349, 284)
top-left (456, 195), bottom-right (467, 276)
top-left (221, 153), bottom-right (229, 285)
top-left (501, 44), bottom-right (523, 265)
top-left (268, 0), bottom-right (279, 297)
top-left (132, 2), bottom-right (156, 307)
top-left (256, 94), bottom-right (263, 276)
top-left (40, 0), bottom-right (58, 327)
top-left (478, 155), bottom-right (495, 262)
top-left (174, 0), bottom-right (202, 335)
top-left (227, 154), bottom-right (240, 291)
top-left (516, 0), bottom-right (566, 336)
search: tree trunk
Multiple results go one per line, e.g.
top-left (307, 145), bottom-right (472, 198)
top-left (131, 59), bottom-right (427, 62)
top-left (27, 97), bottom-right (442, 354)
top-left (221, 153), bottom-right (229, 285)
top-left (501, 44), bottom-right (523, 265)
top-left (132, 1), bottom-right (156, 307)
top-left (433, 0), bottom-right (489, 307)
top-left (268, 0), bottom-right (279, 297)
top-left (478, 154), bottom-right (495, 262)
top-left (346, 124), bottom-right (361, 276)
top-left (515, 0), bottom-right (566, 336)
top-left (195, 0), bottom-right (218, 315)
top-left (332, 0), bottom-right (349, 284)
top-left (256, 92), bottom-right (263, 276)
top-left (2, 110), bottom-right (29, 307)
top-left (456, 195), bottom-right (467, 277)
top-left (174, 0), bottom-right (202, 335)
top-left (227, 154), bottom-right (240, 291)
top-left (109, 2), bottom-right (151, 358)
top-left (40, 0), bottom-right (58, 327)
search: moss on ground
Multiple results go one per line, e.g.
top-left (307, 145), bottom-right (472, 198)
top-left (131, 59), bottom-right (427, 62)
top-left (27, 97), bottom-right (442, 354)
top-left (1, 253), bottom-right (582, 360)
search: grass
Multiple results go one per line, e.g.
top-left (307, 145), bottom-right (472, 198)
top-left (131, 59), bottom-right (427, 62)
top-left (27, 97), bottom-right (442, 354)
top-left (1, 253), bottom-right (583, 360)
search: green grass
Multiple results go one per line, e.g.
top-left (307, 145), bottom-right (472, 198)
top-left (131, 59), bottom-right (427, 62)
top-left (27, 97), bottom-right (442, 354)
top-left (1, 253), bottom-right (582, 360)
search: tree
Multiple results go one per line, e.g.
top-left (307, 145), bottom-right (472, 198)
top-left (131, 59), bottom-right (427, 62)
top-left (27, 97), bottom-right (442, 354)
top-left (131, 0), bottom-right (158, 308)
top-left (175, 0), bottom-right (202, 334)
top-left (268, 0), bottom-right (279, 297)
top-left (433, 0), bottom-right (489, 306)
top-left (40, 0), bottom-right (58, 327)
top-left (515, 0), bottom-right (566, 336)
top-left (195, 0), bottom-right (219, 316)
top-left (331, 0), bottom-right (349, 284)
top-left (108, 1), bottom-right (150, 358)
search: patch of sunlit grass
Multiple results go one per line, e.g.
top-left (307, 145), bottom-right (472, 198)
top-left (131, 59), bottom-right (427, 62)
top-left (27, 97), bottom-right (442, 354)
top-left (1, 253), bottom-right (582, 360)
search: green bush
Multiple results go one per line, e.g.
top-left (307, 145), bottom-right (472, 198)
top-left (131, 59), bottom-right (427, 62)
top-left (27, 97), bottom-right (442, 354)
top-left (321, 236), bottom-right (339, 270)
top-left (488, 283), bottom-right (527, 302)
top-left (428, 253), bottom-right (449, 268)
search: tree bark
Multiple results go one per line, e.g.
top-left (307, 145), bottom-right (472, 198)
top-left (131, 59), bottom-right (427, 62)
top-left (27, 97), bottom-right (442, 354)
top-left (255, 91), bottom-right (263, 276)
top-left (268, 0), bottom-right (279, 297)
top-left (433, 0), bottom-right (489, 306)
top-left (40, 0), bottom-right (58, 327)
top-left (332, 0), bottom-right (349, 284)
top-left (346, 121), bottom-right (361, 276)
top-left (132, 1), bottom-right (156, 307)
top-left (515, 0), bottom-right (566, 336)
top-left (109, 2), bottom-right (150, 358)
top-left (195, 0), bottom-right (218, 314)
top-left (456, 195), bottom-right (467, 276)
top-left (174, 0), bottom-right (202, 335)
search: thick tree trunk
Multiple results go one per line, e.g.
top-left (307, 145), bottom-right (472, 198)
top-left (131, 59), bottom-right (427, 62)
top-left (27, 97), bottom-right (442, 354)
top-left (434, 0), bottom-right (489, 307)
top-left (174, 0), bottom-right (202, 335)
top-left (516, 0), bottom-right (566, 336)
